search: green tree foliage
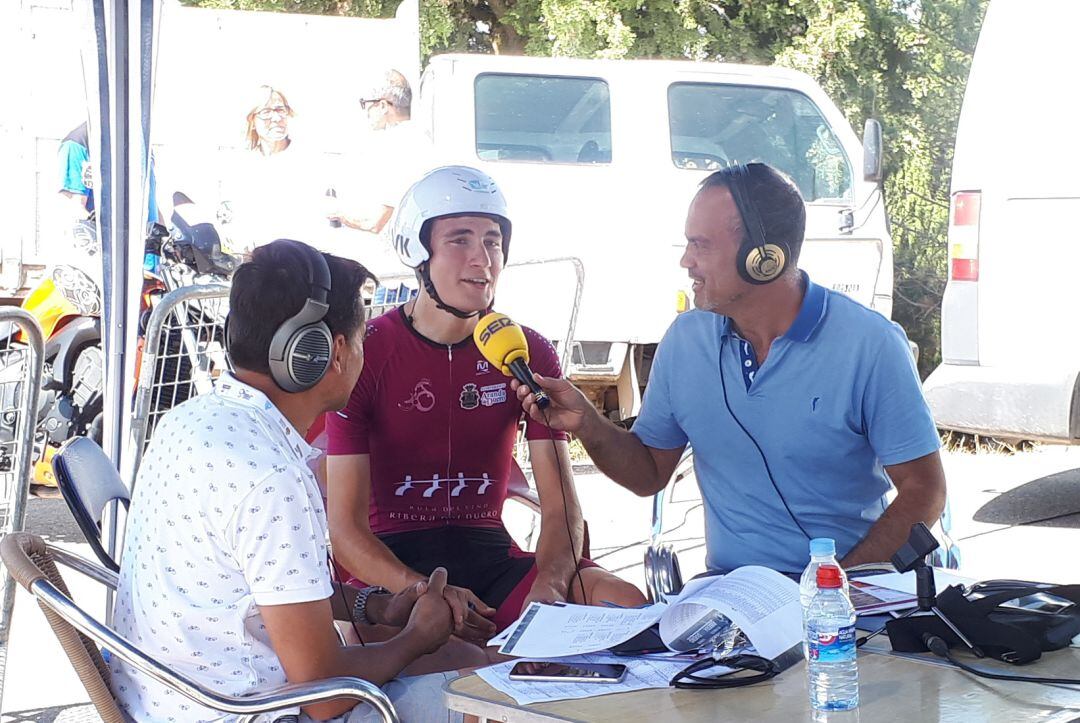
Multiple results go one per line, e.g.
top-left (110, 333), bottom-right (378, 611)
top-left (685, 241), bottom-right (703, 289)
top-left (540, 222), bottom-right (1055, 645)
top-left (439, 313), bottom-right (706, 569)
top-left (182, 0), bottom-right (987, 376)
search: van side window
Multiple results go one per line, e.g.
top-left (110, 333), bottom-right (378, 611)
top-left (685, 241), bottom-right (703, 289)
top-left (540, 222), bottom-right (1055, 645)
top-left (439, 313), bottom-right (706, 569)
top-left (668, 83), bottom-right (852, 202)
top-left (475, 74), bottom-right (612, 165)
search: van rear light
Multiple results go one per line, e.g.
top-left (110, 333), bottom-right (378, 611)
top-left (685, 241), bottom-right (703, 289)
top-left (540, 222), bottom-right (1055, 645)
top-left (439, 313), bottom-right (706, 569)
top-left (949, 191), bottom-right (981, 281)
top-left (950, 258), bottom-right (979, 281)
top-left (951, 191), bottom-right (980, 227)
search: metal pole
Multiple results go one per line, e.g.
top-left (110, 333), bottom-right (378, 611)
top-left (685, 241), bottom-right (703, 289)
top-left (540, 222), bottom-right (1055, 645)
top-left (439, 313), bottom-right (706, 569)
top-left (95, 0), bottom-right (158, 601)
top-left (93, 0), bottom-right (129, 629)
top-left (93, 0), bottom-right (122, 457)
top-left (0, 309), bottom-right (44, 710)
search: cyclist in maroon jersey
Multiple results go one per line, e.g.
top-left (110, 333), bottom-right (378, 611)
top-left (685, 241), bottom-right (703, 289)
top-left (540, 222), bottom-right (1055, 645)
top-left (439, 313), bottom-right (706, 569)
top-left (325, 166), bottom-right (646, 645)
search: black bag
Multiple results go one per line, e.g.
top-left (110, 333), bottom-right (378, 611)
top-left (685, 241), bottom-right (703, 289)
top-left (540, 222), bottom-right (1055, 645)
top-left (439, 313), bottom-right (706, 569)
top-left (887, 582), bottom-right (1080, 664)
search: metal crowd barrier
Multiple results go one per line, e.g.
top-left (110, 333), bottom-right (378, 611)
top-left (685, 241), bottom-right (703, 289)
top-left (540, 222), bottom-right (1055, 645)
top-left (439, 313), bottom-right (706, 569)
top-left (127, 284), bottom-right (231, 480)
top-left (0, 307), bottom-right (44, 710)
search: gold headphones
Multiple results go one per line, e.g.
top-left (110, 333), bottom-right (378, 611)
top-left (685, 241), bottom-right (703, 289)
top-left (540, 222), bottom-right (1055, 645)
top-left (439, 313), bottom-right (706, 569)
top-left (722, 163), bottom-right (789, 285)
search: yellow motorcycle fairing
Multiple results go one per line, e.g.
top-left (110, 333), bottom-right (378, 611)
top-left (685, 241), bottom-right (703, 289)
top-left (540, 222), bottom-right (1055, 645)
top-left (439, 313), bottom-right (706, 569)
top-left (32, 445), bottom-right (58, 488)
top-left (18, 278), bottom-right (81, 342)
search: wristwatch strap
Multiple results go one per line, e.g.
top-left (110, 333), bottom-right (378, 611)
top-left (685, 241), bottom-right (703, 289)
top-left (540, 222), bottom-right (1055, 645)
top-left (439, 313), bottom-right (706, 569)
top-left (352, 586), bottom-right (390, 626)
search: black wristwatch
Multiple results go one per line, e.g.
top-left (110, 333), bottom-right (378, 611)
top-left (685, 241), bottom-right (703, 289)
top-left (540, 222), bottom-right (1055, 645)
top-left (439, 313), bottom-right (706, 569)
top-left (352, 586), bottom-right (390, 626)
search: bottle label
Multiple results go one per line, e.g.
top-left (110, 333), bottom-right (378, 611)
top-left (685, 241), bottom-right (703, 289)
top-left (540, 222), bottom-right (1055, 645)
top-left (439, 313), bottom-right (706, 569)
top-left (808, 624), bottom-right (856, 663)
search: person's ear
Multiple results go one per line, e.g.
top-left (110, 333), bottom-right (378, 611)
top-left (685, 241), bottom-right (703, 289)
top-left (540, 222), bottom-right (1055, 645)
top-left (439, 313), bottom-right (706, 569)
top-left (331, 334), bottom-right (348, 372)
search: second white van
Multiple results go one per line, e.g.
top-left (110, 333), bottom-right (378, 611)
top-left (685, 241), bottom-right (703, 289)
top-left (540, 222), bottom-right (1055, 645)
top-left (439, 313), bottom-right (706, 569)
top-left (923, 0), bottom-right (1080, 442)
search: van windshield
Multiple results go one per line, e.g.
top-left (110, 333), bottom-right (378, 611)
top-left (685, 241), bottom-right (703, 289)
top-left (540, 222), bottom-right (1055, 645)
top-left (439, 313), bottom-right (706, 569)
top-left (475, 74), bottom-right (612, 164)
top-left (668, 83), bottom-right (852, 203)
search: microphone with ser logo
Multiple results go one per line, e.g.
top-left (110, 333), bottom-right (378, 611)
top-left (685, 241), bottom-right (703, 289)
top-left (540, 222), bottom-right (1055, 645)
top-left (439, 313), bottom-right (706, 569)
top-left (473, 312), bottom-right (550, 409)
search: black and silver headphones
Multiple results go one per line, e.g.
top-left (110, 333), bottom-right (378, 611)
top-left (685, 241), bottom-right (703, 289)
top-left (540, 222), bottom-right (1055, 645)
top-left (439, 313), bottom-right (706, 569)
top-left (718, 163), bottom-right (789, 285)
top-left (265, 240), bottom-right (334, 392)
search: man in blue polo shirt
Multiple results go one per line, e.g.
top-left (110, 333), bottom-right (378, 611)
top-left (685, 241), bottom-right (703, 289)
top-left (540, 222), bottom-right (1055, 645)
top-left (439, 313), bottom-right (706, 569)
top-left (514, 162), bottom-right (946, 574)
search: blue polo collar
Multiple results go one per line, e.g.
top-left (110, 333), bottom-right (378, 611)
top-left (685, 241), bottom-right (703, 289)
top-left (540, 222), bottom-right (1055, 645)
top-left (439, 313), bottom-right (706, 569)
top-left (719, 272), bottom-right (828, 343)
top-left (784, 273), bottom-right (828, 343)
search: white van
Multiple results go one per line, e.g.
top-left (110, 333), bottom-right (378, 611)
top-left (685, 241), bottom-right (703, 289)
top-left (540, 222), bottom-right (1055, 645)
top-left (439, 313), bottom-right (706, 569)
top-left (414, 54), bottom-right (893, 418)
top-left (923, 0), bottom-right (1080, 443)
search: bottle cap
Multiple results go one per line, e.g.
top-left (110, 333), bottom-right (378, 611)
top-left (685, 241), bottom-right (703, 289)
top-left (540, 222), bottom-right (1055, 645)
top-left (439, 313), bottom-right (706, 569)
top-left (816, 564), bottom-right (843, 589)
top-left (809, 537), bottom-right (836, 557)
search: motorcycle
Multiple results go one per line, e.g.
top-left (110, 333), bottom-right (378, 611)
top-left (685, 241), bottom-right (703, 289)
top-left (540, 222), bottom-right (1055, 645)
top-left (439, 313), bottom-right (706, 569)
top-left (138, 194), bottom-right (237, 439)
top-left (0, 195), bottom-right (238, 490)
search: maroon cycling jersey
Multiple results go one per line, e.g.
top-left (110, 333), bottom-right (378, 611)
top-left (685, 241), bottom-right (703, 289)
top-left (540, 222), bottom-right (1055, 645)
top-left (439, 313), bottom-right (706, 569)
top-left (326, 307), bottom-right (567, 536)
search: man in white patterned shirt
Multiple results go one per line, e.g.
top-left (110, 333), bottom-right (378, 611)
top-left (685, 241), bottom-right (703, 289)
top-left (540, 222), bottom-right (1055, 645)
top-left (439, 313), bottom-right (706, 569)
top-left (112, 239), bottom-right (473, 722)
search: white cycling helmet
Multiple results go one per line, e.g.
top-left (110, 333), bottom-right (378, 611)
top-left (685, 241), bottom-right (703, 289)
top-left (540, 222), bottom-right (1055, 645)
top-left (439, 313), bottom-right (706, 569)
top-left (392, 165), bottom-right (512, 268)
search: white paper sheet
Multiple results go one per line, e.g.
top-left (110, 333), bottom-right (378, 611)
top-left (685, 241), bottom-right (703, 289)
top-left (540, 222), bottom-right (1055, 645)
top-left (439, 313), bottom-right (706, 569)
top-left (486, 621), bottom-right (517, 648)
top-left (659, 566), bottom-right (802, 659)
top-left (476, 653), bottom-right (710, 705)
top-left (864, 569), bottom-right (974, 596)
top-left (497, 602), bottom-right (668, 658)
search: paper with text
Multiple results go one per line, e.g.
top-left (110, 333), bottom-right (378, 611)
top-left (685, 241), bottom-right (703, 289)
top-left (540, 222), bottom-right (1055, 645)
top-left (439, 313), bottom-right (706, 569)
top-left (497, 602), bottom-right (668, 658)
top-left (660, 566), bottom-right (802, 658)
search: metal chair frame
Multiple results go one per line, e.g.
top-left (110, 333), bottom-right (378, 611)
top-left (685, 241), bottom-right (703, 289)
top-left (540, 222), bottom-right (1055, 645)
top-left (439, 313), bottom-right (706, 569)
top-left (0, 532), bottom-right (398, 723)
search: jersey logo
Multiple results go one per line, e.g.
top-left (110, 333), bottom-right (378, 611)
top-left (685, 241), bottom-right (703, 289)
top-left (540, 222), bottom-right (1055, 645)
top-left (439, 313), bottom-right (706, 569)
top-left (395, 473), bottom-right (492, 497)
top-left (460, 383), bottom-right (480, 410)
top-left (396, 475), bottom-right (442, 498)
top-left (476, 360), bottom-right (490, 375)
top-left (480, 382), bottom-right (507, 407)
top-left (399, 379), bottom-right (436, 413)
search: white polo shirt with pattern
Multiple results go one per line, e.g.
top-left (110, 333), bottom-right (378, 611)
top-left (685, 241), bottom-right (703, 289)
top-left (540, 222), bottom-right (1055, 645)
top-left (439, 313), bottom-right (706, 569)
top-left (110, 373), bottom-right (332, 722)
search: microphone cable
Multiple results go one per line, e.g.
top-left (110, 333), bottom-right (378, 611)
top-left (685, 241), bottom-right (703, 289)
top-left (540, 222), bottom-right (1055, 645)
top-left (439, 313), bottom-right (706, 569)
top-left (923, 634), bottom-right (1080, 685)
top-left (717, 334), bottom-right (814, 543)
top-left (539, 406), bottom-right (589, 606)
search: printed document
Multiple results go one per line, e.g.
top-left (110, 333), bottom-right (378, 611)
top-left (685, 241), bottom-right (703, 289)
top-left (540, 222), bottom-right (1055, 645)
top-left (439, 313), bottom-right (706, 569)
top-left (495, 566), bottom-right (802, 660)
top-left (658, 566), bottom-right (802, 659)
top-left (497, 602), bottom-right (668, 658)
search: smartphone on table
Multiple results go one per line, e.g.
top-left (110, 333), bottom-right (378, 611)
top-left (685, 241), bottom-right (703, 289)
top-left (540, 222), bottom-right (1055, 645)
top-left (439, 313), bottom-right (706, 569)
top-left (508, 661), bottom-right (628, 684)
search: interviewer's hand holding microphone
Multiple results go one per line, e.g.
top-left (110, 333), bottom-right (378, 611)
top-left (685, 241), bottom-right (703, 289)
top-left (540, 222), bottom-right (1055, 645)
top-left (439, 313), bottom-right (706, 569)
top-left (473, 312), bottom-right (596, 436)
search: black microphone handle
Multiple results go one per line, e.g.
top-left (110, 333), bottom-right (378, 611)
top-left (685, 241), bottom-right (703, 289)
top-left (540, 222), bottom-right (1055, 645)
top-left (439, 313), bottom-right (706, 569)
top-left (508, 358), bottom-right (550, 409)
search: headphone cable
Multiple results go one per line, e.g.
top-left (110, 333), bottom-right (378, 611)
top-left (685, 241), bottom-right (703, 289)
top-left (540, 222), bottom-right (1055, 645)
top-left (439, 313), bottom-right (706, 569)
top-left (923, 634), bottom-right (1080, 685)
top-left (718, 333), bottom-right (814, 542)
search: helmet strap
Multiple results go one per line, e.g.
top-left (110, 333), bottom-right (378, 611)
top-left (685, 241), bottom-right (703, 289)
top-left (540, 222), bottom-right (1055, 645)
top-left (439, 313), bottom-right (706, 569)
top-left (417, 264), bottom-right (480, 320)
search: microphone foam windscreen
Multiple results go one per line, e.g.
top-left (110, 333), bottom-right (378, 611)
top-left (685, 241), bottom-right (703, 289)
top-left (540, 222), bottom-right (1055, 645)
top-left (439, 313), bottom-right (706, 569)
top-left (473, 312), bottom-right (530, 375)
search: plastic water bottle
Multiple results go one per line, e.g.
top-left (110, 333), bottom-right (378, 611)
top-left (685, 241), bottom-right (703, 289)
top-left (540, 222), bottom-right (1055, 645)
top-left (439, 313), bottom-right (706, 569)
top-left (800, 538), bottom-right (848, 611)
top-left (806, 564), bottom-right (859, 711)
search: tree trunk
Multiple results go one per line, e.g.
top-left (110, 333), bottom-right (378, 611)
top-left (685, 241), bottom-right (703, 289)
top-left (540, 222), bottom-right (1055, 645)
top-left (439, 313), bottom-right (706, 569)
top-left (493, 23), bottom-right (526, 54)
top-left (484, 0), bottom-right (526, 54)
